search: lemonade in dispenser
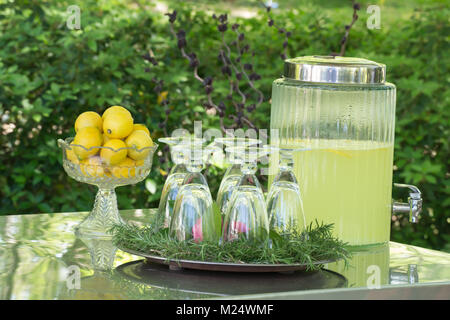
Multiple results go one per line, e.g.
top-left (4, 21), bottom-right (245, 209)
top-left (270, 56), bottom-right (422, 246)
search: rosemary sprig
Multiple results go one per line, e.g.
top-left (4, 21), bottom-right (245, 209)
top-left (111, 220), bottom-right (351, 271)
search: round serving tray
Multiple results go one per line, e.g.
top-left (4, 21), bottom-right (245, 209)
top-left (118, 245), bottom-right (337, 273)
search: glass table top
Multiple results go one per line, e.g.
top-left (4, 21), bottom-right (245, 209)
top-left (0, 209), bottom-right (449, 300)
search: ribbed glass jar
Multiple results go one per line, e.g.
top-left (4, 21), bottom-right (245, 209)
top-left (270, 56), bottom-right (396, 246)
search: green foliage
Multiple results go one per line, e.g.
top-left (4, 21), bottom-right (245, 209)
top-left (0, 1), bottom-right (448, 251)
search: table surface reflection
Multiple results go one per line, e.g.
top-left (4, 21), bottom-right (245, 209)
top-left (0, 209), bottom-right (449, 300)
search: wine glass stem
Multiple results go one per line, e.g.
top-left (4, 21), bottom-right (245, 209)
top-left (279, 150), bottom-right (294, 171)
top-left (241, 162), bottom-right (257, 175)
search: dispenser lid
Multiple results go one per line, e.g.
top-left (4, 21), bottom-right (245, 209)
top-left (283, 56), bottom-right (386, 84)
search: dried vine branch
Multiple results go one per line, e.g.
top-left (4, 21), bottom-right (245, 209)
top-left (336, 1), bottom-right (361, 56)
top-left (258, 0), bottom-right (292, 60)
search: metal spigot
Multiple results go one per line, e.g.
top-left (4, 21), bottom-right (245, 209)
top-left (389, 264), bottom-right (419, 284)
top-left (392, 183), bottom-right (422, 223)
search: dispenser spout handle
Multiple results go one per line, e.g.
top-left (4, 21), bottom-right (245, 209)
top-left (392, 183), bottom-right (423, 223)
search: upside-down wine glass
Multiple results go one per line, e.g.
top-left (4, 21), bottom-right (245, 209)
top-left (156, 137), bottom-right (194, 228)
top-left (169, 139), bottom-right (218, 242)
top-left (221, 145), bottom-right (273, 244)
top-left (267, 147), bottom-right (310, 235)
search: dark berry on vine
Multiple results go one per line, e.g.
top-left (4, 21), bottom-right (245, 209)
top-left (218, 24), bottom-right (227, 32)
top-left (218, 14), bottom-right (227, 23)
top-left (178, 38), bottom-right (186, 49)
top-left (205, 85), bottom-right (213, 94)
top-left (165, 11), bottom-right (177, 23)
top-left (249, 73), bottom-right (261, 81)
top-left (221, 66), bottom-right (232, 76)
top-left (203, 76), bottom-right (213, 86)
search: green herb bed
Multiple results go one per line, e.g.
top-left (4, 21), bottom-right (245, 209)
top-left (111, 221), bottom-right (351, 271)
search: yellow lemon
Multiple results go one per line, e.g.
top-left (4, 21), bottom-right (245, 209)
top-left (66, 144), bottom-right (80, 164)
top-left (74, 111), bottom-right (103, 133)
top-left (102, 106), bottom-right (132, 120)
top-left (80, 156), bottom-right (105, 177)
top-left (102, 133), bottom-right (110, 144)
top-left (103, 112), bottom-right (134, 139)
top-left (72, 127), bottom-right (103, 160)
top-left (100, 139), bottom-right (127, 166)
top-left (132, 123), bottom-right (150, 136)
top-left (125, 130), bottom-right (154, 160)
top-left (110, 157), bottom-right (136, 178)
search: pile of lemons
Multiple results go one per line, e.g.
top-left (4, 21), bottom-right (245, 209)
top-left (66, 106), bottom-right (154, 178)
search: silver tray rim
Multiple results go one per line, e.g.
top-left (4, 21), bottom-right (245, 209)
top-left (118, 245), bottom-right (338, 272)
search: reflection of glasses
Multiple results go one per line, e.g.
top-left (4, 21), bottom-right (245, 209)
top-left (267, 147), bottom-right (310, 234)
top-left (221, 145), bottom-right (273, 244)
top-left (214, 138), bottom-right (261, 216)
top-left (169, 139), bottom-right (218, 242)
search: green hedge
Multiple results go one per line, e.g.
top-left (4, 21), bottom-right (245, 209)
top-left (0, 1), bottom-right (448, 251)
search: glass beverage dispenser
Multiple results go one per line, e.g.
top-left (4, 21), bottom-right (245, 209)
top-left (270, 56), bottom-right (422, 246)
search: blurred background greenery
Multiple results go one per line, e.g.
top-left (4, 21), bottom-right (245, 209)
top-left (0, 0), bottom-right (448, 251)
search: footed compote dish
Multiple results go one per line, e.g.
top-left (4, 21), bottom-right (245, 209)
top-left (58, 137), bottom-right (158, 238)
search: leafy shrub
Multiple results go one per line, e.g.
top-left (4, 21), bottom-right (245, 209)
top-left (0, 1), bottom-right (448, 251)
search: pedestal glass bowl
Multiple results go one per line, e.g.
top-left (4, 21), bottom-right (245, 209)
top-left (58, 138), bottom-right (158, 238)
top-left (221, 145), bottom-right (272, 244)
top-left (214, 138), bottom-right (261, 216)
top-left (267, 147), bottom-right (310, 234)
top-left (169, 139), bottom-right (218, 242)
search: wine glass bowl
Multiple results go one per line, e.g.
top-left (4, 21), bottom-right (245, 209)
top-left (58, 137), bottom-right (158, 238)
top-left (267, 147), bottom-right (310, 234)
top-left (169, 138), bottom-right (218, 242)
top-left (221, 145), bottom-right (273, 244)
top-left (156, 137), bottom-right (194, 229)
